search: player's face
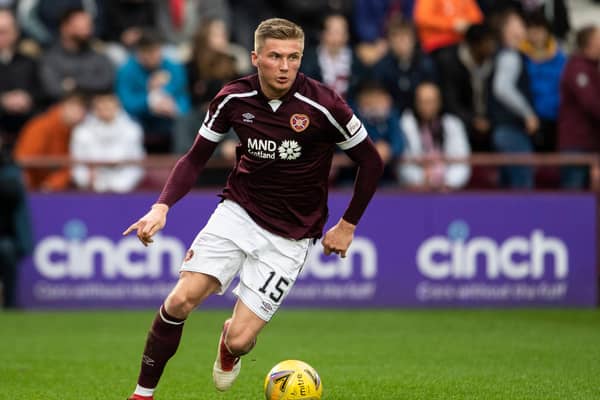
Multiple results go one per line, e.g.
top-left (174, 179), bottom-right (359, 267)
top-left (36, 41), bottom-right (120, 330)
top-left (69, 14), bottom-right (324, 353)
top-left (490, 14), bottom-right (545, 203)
top-left (252, 38), bottom-right (303, 99)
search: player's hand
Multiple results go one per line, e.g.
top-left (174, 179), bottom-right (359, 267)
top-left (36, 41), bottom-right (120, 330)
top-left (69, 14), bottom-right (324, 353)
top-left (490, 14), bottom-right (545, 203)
top-left (122, 203), bottom-right (169, 246)
top-left (321, 218), bottom-right (355, 258)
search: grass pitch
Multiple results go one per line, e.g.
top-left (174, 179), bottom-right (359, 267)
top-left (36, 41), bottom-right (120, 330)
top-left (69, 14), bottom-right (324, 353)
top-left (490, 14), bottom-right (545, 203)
top-left (1, 309), bottom-right (599, 400)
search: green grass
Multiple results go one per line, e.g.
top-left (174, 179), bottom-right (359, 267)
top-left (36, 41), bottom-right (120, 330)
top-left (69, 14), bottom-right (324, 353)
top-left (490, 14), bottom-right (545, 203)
top-left (1, 309), bottom-right (599, 399)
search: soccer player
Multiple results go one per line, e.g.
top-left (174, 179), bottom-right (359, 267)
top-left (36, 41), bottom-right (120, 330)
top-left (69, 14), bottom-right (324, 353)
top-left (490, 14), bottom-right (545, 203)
top-left (123, 18), bottom-right (384, 400)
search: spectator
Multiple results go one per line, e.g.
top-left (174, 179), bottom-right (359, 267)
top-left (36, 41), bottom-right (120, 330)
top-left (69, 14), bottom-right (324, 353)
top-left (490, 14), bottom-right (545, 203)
top-left (14, 91), bottom-right (87, 191)
top-left (17, 0), bottom-right (104, 47)
top-left (519, 0), bottom-right (570, 41)
top-left (116, 30), bottom-right (190, 153)
top-left (301, 14), bottom-right (358, 99)
top-left (100, 0), bottom-right (155, 66)
top-left (478, 1), bottom-right (569, 41)
top-left (490, 10), bottom-right (538, 189)
top-left (352, 0), bottom-right (415, 68)
top-left (0, 8), bottom-right (41, 151)
top-left (399, 82), bottom-right (470, 189)
top-left (71, 90), bottom-right (145, 192)
top-left (229, 0), bottom-right (277, 52)
top-left (373, 17), bottom-right (437, 112)
top-left (436, 23), bottom-right (496, 151)
top-left (275, 0), bottom-right (353, 47)
top-left (558, 25), bottom-right (600, 189)
top-left (195, 18), bottom-right (251, 77)
top-left (101, 0), bottom-right (154, 44)
top-left (520, 14), bottom-right (566, 152)
top-left (353, 80), bottom-right (404, 184)
top-left (153, 0), bottom-right (230, 59)
top-left (0, 143), bottom-right (33, 309)
top-left (174, 19), bottom-right (241, 155)
top-left (39, 7), bottom-right (114, 103)
top-left (413, 0), bottom-right (483, 54)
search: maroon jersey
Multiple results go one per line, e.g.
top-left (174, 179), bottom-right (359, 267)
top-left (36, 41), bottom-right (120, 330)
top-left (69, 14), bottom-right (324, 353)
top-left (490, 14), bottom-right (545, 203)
top-left (199, 73), bottom-right (368, 239)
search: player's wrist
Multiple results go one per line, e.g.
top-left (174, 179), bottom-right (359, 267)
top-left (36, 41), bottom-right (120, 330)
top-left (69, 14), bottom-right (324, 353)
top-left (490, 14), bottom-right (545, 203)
top-left (338, 218), bottom-right (356, 231)
top-left (152, 203), bottom-right (169, 213)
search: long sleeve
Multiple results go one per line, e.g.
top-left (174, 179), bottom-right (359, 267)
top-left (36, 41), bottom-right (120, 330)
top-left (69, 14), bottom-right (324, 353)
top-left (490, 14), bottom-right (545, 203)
top-left (493, 50), bottom-right (535, 119)
top-left (165, 62), bottom-right (191, 115)
top-left (70, 124), bottom-right (92, 189)
top-left (17, 0), bottom-right (52, 45)
top-left (105, 122), bottom-right (146, 192)
top-left (156, 135), bottom-right (220, 206)
top-left (563, 63), bottom-right (600, 120)
top-left (398, 112), bottom-right (425, 186)
top-left (79, 53), bottom-right (115, 93)
top-left (442, 115), bottom-right (471, 188)
top-left (353, 0), bottom-right (388, 42)
top-left (117, 61), bottom-right (149, 116)
top-left (340, 137), bottom-right (384, 225)
top-left (39, 50), bottom-right (67, 100)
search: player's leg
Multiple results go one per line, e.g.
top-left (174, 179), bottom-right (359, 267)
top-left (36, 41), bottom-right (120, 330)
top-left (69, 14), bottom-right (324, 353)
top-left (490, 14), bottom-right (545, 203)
top-left (212, 230), bottom-right (314, 391)
top-left (129, 272), bottom-right (220, 400)
top-left (129, 217), bottom-right (247, 399)
top-left (212, 300), bottom-right (267, 391)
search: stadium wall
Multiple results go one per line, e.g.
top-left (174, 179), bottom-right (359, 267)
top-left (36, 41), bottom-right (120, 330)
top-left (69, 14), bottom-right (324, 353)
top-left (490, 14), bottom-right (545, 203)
top-left (17, 192), bottom-right (597, 308)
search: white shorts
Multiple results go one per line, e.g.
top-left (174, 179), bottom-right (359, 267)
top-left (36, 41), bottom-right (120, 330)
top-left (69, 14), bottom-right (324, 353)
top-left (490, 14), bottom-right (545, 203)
top-left (180, 200), bottom-right (313, 321)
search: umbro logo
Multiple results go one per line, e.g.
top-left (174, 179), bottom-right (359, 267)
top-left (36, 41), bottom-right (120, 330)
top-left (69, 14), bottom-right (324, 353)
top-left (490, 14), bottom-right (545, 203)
top-left (242, 112), bottom-right (255, 123)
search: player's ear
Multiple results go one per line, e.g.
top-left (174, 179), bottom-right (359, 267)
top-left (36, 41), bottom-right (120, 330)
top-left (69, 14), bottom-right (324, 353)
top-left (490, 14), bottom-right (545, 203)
top-left (251, 51), bottom-right (258, 68)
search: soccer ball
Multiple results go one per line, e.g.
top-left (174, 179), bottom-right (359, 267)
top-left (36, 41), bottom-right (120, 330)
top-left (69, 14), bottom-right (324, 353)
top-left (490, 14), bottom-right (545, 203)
top-left (264, 359), bottom-right (323, 400)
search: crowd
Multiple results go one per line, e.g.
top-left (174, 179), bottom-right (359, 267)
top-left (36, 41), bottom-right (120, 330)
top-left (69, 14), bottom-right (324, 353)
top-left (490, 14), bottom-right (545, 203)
top-left (0, 0), bottom-right (599, 193)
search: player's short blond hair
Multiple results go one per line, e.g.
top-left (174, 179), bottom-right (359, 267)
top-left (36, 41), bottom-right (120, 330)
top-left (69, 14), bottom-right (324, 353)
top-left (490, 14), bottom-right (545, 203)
top-left (254, 18), bottom-right (304, 52)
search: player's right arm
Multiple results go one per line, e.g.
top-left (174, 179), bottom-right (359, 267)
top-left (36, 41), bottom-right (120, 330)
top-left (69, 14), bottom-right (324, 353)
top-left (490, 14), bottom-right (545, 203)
top-left (123, 87), bottom-right (236, 246)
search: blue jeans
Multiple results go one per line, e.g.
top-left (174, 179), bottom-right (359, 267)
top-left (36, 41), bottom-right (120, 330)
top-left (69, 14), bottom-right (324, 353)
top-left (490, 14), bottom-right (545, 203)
top-left (493, 124), bottom-right (534, 188)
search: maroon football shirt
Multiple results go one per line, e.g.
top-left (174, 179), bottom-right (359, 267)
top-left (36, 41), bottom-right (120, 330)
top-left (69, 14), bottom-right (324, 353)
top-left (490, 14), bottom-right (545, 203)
top-left (199, 73), bottom-right (368, 239)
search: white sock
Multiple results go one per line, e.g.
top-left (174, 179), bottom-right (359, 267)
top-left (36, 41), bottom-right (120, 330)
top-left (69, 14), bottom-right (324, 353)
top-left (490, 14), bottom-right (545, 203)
top-left (134, 384), bottom-right (155, 397)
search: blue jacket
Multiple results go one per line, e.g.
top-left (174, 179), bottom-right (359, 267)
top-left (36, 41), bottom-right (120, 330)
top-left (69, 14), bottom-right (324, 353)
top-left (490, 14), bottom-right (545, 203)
top-left (116, 56), bottom-right (191, 120)
top-left (525, 49), bottom-right (567, 120)
top-left (354, 0), bottom-right (415, 41)
top-left (356, 108), bottom-right (404, 158)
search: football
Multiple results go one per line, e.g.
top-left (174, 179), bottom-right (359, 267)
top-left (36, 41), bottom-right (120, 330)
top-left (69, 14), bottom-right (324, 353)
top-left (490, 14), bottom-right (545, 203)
top-left (264, 359), bottom-right (323, 400)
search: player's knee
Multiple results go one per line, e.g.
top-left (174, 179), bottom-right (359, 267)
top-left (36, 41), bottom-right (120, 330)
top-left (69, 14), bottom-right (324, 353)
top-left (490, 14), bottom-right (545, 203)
top-left (225, 331), bottom-right (256, 356)
top-left (164, 292), bottom-right (197, 319)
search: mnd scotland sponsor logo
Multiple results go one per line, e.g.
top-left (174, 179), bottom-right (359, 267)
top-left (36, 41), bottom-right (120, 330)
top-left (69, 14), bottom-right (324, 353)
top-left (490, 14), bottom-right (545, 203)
top-left (247, 138), bottom-right (302, 160)
top-left (415, 220), bottom-right (569, 303)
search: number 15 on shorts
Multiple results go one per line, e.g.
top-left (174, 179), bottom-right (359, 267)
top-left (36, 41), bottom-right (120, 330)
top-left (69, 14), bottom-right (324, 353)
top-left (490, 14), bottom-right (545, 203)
top-left (258, 271), bottom-right (290, 303)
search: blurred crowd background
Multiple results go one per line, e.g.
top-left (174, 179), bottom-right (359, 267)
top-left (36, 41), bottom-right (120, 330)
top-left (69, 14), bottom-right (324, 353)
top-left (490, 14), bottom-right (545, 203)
top-left (0, 0), bottom-right (599, 194)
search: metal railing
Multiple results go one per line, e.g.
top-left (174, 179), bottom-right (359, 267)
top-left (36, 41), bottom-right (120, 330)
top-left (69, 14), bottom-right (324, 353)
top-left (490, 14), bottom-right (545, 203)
top-left (15, 152), bottom-right (600, 191)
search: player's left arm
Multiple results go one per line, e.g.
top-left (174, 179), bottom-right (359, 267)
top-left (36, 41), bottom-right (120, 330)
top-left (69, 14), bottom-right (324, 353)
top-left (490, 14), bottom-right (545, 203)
top-left (322, 98), bottom-right (384, 257)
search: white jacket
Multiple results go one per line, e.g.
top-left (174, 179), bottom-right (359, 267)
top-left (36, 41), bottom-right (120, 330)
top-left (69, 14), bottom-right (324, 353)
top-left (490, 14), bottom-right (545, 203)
top-left (71, 112), bottom-right (145, 193)
top-left (398, 110), bottom-right (471, 188)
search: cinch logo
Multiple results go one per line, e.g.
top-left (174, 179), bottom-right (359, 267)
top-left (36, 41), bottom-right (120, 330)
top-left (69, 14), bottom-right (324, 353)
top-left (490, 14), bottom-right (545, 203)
top-left (34, 220), bottom-right (185, 279)
top-left (247, 138), bottom-right (302, 160)
top-left (300, 237), bottom-right (377, 280)
top-left (417, 220), bottom-right (568, 280)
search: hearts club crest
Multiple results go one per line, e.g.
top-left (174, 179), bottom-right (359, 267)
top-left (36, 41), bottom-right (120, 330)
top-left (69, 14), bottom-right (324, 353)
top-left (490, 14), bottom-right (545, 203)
top-left (290, 113), bottom-right (310, 132)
